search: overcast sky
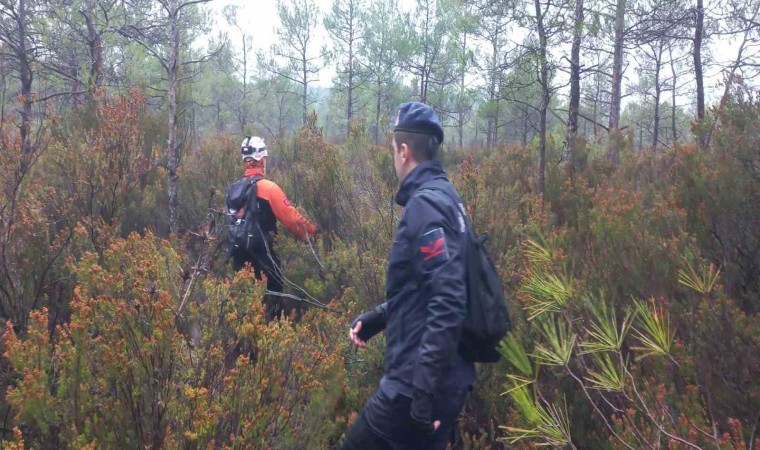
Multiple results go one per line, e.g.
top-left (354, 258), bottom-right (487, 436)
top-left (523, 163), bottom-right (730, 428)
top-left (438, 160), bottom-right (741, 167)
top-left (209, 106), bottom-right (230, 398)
top-left (209, 0), bottom-right (413, 88)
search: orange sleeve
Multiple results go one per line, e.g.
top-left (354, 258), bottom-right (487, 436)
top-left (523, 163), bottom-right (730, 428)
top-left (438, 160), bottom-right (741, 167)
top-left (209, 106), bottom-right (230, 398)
top-left (258, 180), bottom-right (317, 241)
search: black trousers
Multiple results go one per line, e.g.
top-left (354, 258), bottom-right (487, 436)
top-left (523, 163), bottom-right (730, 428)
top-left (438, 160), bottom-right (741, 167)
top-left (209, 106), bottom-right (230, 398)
top-left (342, 387), bottom-right (468, 450)
top-left (232, 249), bottom-right (286, 321)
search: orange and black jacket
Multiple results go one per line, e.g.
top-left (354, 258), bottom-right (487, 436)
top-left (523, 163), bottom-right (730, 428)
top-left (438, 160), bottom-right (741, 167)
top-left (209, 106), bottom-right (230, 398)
top-left (243, 167), bottom-right (317, 242)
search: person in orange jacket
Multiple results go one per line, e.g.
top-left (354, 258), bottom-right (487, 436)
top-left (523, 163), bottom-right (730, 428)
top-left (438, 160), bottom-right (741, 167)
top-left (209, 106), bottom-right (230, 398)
top-left (232, 136), bottom-right (317, 320)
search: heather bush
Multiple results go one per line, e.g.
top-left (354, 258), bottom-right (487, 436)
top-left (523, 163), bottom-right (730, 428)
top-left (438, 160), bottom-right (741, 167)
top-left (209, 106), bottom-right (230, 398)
top-left (499, 231), bottom-right (758, 449)
top-left (2, 88), bottom-right (759, 449)
top-left (4, 232), bottom-right (356, 448)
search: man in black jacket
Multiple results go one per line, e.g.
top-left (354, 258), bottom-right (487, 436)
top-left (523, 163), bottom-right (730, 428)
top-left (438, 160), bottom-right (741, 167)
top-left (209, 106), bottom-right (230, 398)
top-left (342, 102), bottom-right (475, 450)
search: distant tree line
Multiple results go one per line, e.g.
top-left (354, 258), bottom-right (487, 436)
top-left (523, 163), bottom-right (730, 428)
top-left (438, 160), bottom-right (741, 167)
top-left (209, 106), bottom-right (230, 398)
top-left (1, 0), bottom-right (759, 224)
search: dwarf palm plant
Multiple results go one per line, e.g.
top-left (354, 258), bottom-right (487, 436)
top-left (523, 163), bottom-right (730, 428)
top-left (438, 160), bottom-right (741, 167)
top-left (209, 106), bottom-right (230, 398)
top-left (631, 299), bottom-right (675, 361)
top-left (501, 388), bottom-right (574, 449)
top-left (580, 297), bottom-right (634, 354)
top-left (532, 318), bottom-right (576, 367)
top-left (521, 271), bottom-right (574, 319)
top-left (500, 232), bottom-right (711, 449)
top-left (678, 258), bottom-right (721, 296)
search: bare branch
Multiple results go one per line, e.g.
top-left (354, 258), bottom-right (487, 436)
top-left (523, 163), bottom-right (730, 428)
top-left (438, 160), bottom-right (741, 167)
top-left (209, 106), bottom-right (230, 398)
top-left (114, 25), bottom-right (169, 71)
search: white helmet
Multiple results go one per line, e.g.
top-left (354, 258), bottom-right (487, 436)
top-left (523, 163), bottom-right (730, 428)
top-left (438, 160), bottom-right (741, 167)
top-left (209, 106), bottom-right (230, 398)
top-left (241, 136), bottom-right (268, 161)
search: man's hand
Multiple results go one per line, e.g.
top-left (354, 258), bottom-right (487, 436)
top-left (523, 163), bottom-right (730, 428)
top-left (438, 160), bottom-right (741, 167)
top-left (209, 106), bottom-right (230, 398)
top-left (349, 321), bottom-right (368, 348)
top-left (410, 416), bottom-right (441, 435)
top-left (349, 307), bottom-right (386, 347)
top-left (410, 388), bottom-right (440, 435)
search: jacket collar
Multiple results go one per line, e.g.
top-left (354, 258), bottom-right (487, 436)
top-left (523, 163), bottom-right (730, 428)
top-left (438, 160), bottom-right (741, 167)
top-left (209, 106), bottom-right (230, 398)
top-left (395, 159), bottom-right (448, 206)
top-left (244, 167), bottom-right (265, 178)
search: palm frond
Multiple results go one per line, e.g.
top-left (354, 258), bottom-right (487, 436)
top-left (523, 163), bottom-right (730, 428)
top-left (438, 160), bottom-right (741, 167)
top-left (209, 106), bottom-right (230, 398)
top-left (585, 353), bottom-right (626, 391)
top-left (499, 333), bottom-right (534, 378)
top-left (508, 384), bottom-right (542, 426)
top-left (631, 299), bottom-right (675, 360)
top-left (678, 258), bottom-right (721, 295)
top-left (580, 299), bottom-right (633, 354)
top-left (524, 238), bottom-right (553, 264)
top-left (500, 394), bottom-right (573, 447)
top-left (501, 374), bottom-right (535, 396)
top-left (531, 319), bottom-right (576, 366)
top-left (522, 271), bottom-right (573, 320)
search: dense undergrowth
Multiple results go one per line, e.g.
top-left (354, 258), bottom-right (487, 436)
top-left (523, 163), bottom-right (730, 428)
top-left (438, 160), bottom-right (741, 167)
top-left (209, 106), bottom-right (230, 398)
top-left (0, 91), bottom-right (757, 448)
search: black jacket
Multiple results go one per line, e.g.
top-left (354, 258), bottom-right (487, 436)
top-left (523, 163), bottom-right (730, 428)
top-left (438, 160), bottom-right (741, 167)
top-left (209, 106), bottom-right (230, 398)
top-left (377, 160), bottom-right (475, 398)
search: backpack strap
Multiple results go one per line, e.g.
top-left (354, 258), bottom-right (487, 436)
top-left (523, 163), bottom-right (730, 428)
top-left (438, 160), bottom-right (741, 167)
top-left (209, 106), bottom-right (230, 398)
top-left (245, 175), bottom-right (264, 214)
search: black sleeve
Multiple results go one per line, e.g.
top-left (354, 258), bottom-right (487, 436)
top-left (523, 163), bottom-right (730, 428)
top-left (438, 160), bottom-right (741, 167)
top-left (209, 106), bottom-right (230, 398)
top-left (407, 191), bottom-right (468, 394)
top-left (353, 302), bottom-right (388, 341)
top-left (376, 302), bottom-right (388, 321)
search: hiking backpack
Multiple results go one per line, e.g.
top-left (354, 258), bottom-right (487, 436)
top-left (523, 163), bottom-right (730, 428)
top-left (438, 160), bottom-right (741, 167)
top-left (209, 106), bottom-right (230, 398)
top-left (420, 180), bottom-right (512, 363)
top-left (225, 175), bottom-right (267, 254)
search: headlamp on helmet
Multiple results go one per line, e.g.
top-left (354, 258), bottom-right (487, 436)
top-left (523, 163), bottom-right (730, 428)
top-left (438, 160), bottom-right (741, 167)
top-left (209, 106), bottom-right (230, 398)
top-left (241, 136), bottom-right (268, 161)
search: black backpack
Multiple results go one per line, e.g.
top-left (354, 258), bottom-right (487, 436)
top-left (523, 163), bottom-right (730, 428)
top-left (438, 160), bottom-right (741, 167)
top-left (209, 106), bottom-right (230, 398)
top-left (225, 175), bottom-right (267, 254)
top-left (420, 180), bottom-right (512, 363)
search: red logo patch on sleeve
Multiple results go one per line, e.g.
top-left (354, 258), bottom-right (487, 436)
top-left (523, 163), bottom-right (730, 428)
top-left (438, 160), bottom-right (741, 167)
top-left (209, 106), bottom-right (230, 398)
top-left (284, 198), bottom-right (291, 206)
top-left (421, 238), bottom-right (446, 260)
top-left (417, 227), bottom-right (449, 268)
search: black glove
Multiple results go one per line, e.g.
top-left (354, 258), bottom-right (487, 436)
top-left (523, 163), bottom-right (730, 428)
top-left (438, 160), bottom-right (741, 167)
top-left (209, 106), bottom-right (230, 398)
top-left (409, 388), bottom-right (436, 435)
top-left (350, 306), bottom-right (386, 342)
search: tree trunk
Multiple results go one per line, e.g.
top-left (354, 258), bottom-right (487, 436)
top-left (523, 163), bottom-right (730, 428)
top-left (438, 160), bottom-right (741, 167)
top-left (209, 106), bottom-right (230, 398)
top-left (486, 118), bottom-right (493, 150)
top-left (216, 101), bottom-right (223, 132)
top-left (18, 0), bottom-right (33, 172)
top-left (84, 0), bottom-right (103, 92)
top-left (70, 51), bottom-right (83, 108)
top-left (346, 0), bottom-right (355, 137)
top-left (302, 55), bottom-right (308, 126)
top-left (347, 50), bottom-right (353, 136)
top-left (1, 69), bottom-right (7, 134)
top-left (652, 42), bottom-right (663, 152)
top-left (669, 43), bottom-right (678, 143)
top-left (494, 94), bottom-right (500, 146)
top-left (458, 119), bottom-right (464, 151)
top-left (593, 71), bottom-right (600, 137)
top-left (608, 0), bottom-right (626, 163)
top-left (486, 29), bottom-right (498, 151)
top-left (534, 0), bottom-right (548, 197)
top-left (167, 1), bottom-right (180, 234)
top-left (564, 0), bottom-right (583, 170)
top-left (694, 0), bottom-right (705, 122)
top-left (419, 1), bottom-right (431, 104)
top-left (278, 95), bottom-right (286, 141)
top-left (374, 79), bottom-right (381, 144)
top-left (458, 31), bottom-right (466, 151)
top-left (420, 65), bottom-right (429, 103)
top-left (239, 31), bottom-right (249, 132)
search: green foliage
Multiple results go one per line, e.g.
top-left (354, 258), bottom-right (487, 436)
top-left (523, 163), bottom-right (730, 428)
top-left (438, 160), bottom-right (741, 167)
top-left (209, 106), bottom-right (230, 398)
top-left (500, 200), bottom-right (757, 449)
top-left (631, 299), bottom-right (675, 360)
top-left (585, 353), bottom-right (626, 392)
top-left (521, 271), bottom-right (574, 319)
top-left (671, 96), bottom-right (760, 312)
top-left (3, 232), bottom-right (354, 448)
top-left (501, 389), bottom-right (572, 448)
top-left (532, 318), bottom-right (576, 367)
top-left (1, 88), bottom-right (759, 449)
top-left (580, 298), bottom-right (633, 354)
top-left (678, 257), bottom-right (721, 296)
top-left (499, 333), bottom-right (534, 378)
